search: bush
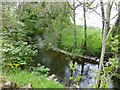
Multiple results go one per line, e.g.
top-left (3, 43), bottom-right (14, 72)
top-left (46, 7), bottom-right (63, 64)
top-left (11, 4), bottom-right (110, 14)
top-left (2, 3), bottom-right (37, 67)
top-left (31, 64), bottom-right (50, 76)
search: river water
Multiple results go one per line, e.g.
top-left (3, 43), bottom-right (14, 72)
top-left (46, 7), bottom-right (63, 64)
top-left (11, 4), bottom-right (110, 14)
top-left (34, 48), bottom-right (120, 88)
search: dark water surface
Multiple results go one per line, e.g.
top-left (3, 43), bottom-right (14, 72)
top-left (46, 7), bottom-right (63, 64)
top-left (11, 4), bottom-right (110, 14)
top-left (34, 49), bottom-right (120, 88)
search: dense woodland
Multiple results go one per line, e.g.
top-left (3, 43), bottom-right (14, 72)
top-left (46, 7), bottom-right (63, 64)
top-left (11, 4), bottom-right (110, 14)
top-left (0, 0), bottom-right (120, 89)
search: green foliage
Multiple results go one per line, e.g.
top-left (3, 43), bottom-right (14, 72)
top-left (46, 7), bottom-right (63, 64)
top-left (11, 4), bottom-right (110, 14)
top-left (18, 3), bottom-right (45, 36)
top-left (73, 75), bottom-right (82, 82)
top-left (104, 58), bottom-right (120, 75)
top-left (62, 26), bottom-right (101, 56)
top-left (17, 2), bottom-right (72, 49)
top-left (3, 68), bottom-right (64, 88)
top-left (69, 75), bottom-right (82, 86)
top-left (31, 64), bottom-right (50, 77)
top-left (69, 61), bottom-right (82, 85)
top-left (44, 2), bottom-right (72, 47)
top-left (97, 35), bottom-right (120, 88)
top-left (69, 76), bottom-right (73, 81)
top-left (110, 35), bottom-right (118, 55)
top-left (2, 3), bottom-right (37, 67)
top-left (69, 61), bottom-right (76, 72)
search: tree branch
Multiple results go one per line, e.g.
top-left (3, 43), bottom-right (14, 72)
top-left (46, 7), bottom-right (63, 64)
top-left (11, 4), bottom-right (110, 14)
top-left (110, 12), bottom-right (120, 20)
top-left (105, 15), bottom-right (119, 42)
top-left (66, 0), bottom-right (74, 10)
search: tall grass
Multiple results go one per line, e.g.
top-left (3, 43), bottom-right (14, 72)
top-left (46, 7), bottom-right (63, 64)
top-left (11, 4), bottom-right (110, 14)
top-left (62, 26), bottom-right (102, 56)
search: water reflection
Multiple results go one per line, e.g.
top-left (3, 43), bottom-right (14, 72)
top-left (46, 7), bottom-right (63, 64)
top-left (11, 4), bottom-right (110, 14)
top-left (64, 61), bottom-right (98, 87)
top-left (34, 49), bottom-right (119, 88)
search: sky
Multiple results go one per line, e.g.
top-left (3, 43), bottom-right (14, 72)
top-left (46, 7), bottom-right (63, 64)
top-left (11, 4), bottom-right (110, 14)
top-left (74, 0), bottom-right (118, 28)
top-left (10, 0), bottom-right (119, 29)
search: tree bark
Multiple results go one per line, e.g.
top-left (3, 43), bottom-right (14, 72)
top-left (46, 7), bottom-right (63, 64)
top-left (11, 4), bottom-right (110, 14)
top-left (100, 0), bottom-right (105, 39)
top-left (83, 0), bottom-right (87, 52)
top-left (118, 2), bottom-right (120, 56)
top-left (0, 2), bottom-right (2, 76)
top-left (105, 1), bottom-right (112, 35)
top-left (96, 0), bottom-right (112, 88)
top-left (73, 0), bottom-right (77, 48)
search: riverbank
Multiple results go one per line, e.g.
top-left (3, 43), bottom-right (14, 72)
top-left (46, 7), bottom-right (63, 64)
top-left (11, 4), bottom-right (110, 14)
top-left (43, 43), bottom-right (99, 64)
top-left (46, 26), bottom-right (102, 57)
top-left (1, 68), bottom-right (64, 89)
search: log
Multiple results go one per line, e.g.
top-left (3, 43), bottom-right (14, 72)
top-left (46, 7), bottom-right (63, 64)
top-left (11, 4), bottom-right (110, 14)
top-left (47, 43), bottom-right (99, 64)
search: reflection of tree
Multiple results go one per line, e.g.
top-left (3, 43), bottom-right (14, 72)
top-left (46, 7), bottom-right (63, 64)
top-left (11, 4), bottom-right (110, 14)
top-left (81, 62), bottom-right (85, 75)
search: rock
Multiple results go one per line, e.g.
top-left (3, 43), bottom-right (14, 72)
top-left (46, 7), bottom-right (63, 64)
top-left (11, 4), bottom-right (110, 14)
top-left (3, 82), bottom-right (12, 88)
top-left (73, 84), bottom-right (80, 88)
top-left (67, 84), bottom-right (80, 89)
top-left (0, 78), bottom-right (32, 90)
top-left (0, 83), bottom-right (4, 89)
top-left (22, 84), bottom-right (32, 88)
top-left (21, 84), bottom-right (32, 90)
top-left (0, 77), bottom-right (6, 83)
top-left (105, 62), bottom-right (111, 66)
top-left (0, 77), bottom-right (15, 89)
top-left (96, 59), bottom-right (100, 62)
top-left (48, 74), bottom-right (56, 80)
top-left (47, 74), bottom-right (60, 84)
top-left (1, 82), bottom-right (17, 89)
top-left (53, 78), bottom-right (57, 82)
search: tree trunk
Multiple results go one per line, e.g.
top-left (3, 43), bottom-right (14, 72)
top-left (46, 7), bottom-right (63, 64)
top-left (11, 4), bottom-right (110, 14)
top-left (73, 0), bottom-right (77, 48)
top-left (83, 0), bottom-right (87, 52)
top-left (111, 15), bottom-right (119, 38)
top-left (0, 2), bottom-right (2, 76)
top-left (96, 1), bottom-right (112, 88)
top-left (111, 2), bottom-right (120, 54)
top-left (105, 2), bottom-right (111, 35)
top-left (118, 1), bottom-right (120, 56)
top-left (118, 22), bottom-right (120, 57)
top-left (100, 0), bottom-right (105, 39)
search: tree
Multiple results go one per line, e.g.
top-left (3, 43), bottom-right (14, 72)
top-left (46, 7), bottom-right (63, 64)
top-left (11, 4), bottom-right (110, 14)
top-left (73, 0), bottom-right (77, 48)
top-left (96, 0), bottom-right (119, 88)
top-left (47, 2), bottom-right (71, 48)
top-left (16, 2), bottom-right (72, 48)
top-left (0, 2), bottom-right (2, 76)
top-left (100, 0), bottom-right (105, 39)
top-left (67, 0), bottom-right (82, 48)
top-left (83, 0), bottom-right (87, 52)
top-left (2, 2), bottom-right (37, 67)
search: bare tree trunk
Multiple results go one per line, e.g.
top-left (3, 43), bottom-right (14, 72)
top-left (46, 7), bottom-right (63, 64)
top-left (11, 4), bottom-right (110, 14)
top-left (73, 0), bottom-right (77, 48)
top-left (0, 2), bottom-right (2, 76)
top-left (83, 0), bottom-right (87, 51)
top-left (118, 1), bottom-right (120, 56)
top-left (100, 0), bottom-right (105, 39)
top-left (96, 1), bottom-right (112, 88)
top-left (106, 2), bottom-right (111, 35)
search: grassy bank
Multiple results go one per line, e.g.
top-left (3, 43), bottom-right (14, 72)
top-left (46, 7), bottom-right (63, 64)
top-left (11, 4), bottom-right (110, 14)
top-left (61, 26), bottom-right (102, 56)
top-left (2, 68), bottom-right (64, 88)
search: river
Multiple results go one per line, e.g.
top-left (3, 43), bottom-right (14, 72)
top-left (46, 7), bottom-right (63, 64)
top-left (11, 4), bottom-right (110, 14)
top-left (33, 48), bottom-right (120, 88)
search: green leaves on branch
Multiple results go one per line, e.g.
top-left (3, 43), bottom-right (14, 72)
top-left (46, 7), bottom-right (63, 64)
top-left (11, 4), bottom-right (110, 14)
top-left (2, 3), bottom-right (38, 67)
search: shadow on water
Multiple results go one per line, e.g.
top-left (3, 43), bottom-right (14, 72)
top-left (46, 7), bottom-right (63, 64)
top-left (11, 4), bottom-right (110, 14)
top-left (33, 49), bottom-right (120, 88)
